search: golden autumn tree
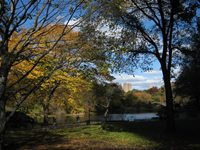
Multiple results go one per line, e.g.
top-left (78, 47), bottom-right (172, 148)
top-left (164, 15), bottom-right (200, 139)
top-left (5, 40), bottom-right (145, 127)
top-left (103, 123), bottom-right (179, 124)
top-left (134, 92), bottom-right (152, 104)
top-left (51, 74), bottom-right (91, 114)
top-left (6, 25), bottom-right (77, 105)
top-left (8, 25), bottom-right (79, 124)
top-left (7, 23), bottom-right (113, 125)
top-left (0, 0), bottom-right (104, 148)
top-left (36, 71), bottom-right (91, 125)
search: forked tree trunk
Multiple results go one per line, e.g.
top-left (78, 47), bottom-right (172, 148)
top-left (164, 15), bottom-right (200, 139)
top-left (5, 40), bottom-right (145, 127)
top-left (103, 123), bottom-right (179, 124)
top-left (101, 99), bottom-right (110, 130)
top-left (41, 82), bottom-right (60, 125)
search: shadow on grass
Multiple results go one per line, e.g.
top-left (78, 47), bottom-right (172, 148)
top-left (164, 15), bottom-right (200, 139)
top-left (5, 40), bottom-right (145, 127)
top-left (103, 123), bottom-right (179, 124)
top-left (3, 119), bottom-right (200, 150)
top-left (3, 128), bottom-right (138, 150)
top-left (3, 130), bottom-right (67, 150)
top-left (104, 119), bottom-right (200, 149)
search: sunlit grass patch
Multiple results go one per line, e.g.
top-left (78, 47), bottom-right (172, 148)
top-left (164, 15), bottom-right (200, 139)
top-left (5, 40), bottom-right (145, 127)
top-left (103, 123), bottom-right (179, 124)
top-left (53, 124), bottom-right (161, 149)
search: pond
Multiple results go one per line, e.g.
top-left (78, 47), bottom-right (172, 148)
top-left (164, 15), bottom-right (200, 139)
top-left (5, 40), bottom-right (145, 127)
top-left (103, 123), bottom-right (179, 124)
top-left (107, 113), bottom-right (158, 122)
top-left (35, 112), bottom-right (158, 125)
top-left (35, 113), bottom-right (104, 125)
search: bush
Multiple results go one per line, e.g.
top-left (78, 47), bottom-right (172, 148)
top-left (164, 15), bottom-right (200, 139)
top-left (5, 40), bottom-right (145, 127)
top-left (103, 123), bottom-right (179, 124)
top-left (6, 111), bottom-right (35, 128)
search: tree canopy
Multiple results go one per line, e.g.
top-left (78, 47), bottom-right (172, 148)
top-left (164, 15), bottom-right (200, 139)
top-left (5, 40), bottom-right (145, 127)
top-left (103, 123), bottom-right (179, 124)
top-left (81, 0), bottom-right (200, 132)
top-left (175, 20), bottom-right (200, 109)
top-left (0, 0), bottom-right (111, 149)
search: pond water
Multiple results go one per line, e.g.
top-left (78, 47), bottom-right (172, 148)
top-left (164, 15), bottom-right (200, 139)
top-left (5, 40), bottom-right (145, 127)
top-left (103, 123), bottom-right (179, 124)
top-left (107, 113), bottom-right (158, 122)
top-left (35, 113), bottom-right (104, 125)
top-left (35, 112), bottom-right (158, 125)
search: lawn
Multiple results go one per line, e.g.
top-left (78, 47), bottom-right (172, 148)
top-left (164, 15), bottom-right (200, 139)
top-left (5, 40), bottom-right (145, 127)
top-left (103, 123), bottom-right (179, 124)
top-left (3, 119), bottom-right (200, 150)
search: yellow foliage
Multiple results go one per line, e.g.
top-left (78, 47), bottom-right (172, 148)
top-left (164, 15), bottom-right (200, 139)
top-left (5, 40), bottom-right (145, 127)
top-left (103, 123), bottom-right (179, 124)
top-left (7, 22), bottom-right (98, 114)
top-left (133, 92), bottom-right (152, 103)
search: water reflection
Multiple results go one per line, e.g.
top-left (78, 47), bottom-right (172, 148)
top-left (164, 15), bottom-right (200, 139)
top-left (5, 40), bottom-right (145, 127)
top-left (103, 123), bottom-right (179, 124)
top-left (35, 113), bottom-right (104, 124)
top-left (35, 113), bottom-right (158, 124)
top-left (107, 113), bottom-right (158, 122)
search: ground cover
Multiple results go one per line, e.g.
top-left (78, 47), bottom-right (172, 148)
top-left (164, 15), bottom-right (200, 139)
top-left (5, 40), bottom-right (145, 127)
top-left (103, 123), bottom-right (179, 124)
top-left (3, 119), bottom-right (200, 150)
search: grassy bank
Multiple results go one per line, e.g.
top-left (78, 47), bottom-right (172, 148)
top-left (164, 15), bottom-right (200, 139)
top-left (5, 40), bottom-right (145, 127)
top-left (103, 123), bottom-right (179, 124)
top-left (4, 119), bottom-right (200, 150)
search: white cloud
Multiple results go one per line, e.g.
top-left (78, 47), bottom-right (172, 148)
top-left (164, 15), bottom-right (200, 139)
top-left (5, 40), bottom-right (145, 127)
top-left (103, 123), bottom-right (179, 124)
top-left (64, 18), bottom-right (81, 32)
top-left (65, 18), bottom-right (79, 26)
top-left (112, 74), bottom-right (164, 90)
top-left (144, 70), bottom-right (162, 75)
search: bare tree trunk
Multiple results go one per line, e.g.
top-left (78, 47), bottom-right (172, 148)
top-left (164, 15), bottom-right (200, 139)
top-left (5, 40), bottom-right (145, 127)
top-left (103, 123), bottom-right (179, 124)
top-left (41, 82), bottom-right (60, 125)
top-left (163, 70), bottom-right (176, 133)
top-left (42, 104), bottom-right (49, 125)
top-left (101, 108), bottom-right (108, 130)
top-left (0, 100), bottom-right (6, 150)
top-left (88, 104), bottom-right (90, 125)
top-left (195, 89), bottom-right (200, 110)
top-left (101, 99), bottom-right (110, 130)
top-left (0, 49), bottom-right (11, 150)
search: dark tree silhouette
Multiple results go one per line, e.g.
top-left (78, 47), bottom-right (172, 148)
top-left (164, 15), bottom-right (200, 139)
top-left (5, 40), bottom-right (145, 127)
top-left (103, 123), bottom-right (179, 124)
top-left (175, 20), bottom-right (200, 110)
top-left (81, 0), bottom-right (200, 132)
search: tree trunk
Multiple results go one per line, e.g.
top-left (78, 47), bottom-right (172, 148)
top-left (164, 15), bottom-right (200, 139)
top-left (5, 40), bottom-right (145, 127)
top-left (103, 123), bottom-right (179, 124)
top-left (195, 89), bottom-right (200, 110)
top-left (101, 108), bottom-right (109, 130)
top-left (0, 100), bottom-right (6, 150)
top-left (163, 70), bottom-right (176, 133)
top-left (0, 48), bottom-right (11, 150)
top-left (101, 100), bottom-right (110, 130)
top-left (43, 105), bottom-right (49, 125)
top-left (88, 104), bottom-right (90, 125)
top-left (41, 82), bottom-right (60, 125)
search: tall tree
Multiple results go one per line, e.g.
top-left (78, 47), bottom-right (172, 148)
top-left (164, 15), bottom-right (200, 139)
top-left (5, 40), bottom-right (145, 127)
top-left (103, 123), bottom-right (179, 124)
top-left (175, 20), bottom-right (200, 110)
top-left (40, 81), bottom-right (60, 125)
top-left (82, 0), bottom-right (199, 132)
top-left (0, 0), bottom-right (102, 148)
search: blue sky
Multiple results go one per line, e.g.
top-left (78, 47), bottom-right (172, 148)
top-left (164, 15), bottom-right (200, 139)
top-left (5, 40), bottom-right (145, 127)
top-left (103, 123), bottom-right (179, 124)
top-left (111, 60), bottom-right (164, 90)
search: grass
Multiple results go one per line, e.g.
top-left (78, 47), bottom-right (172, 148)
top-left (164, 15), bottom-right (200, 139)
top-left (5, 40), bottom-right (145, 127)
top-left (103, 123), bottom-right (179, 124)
top-left (3, 118), bottom-right (200, 150)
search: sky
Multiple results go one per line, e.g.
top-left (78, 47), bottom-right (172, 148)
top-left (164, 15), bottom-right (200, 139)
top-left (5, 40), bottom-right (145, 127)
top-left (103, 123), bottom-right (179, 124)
top-left (111, 61), bottom-right (164, 91)
top-left (111, 56), bottom-right (182, 90)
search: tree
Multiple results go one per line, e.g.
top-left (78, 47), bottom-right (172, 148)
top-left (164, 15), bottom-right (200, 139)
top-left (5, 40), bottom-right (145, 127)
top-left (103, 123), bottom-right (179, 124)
top-left (6, 22), bottom-right (111, 124)
top-left (92, 82), bottom-right (124, 129)
top-left (124, 91), bottom-right (137, 106)
top-left (40, 81), bottom-right (60, 125)
top-left (82, 0), bottom-right (199, 133)
top-left (134, 92), bottom-right (152, 104)
top-left (0, 0), bottom-right (101, 148)
top-left (175, 62), bottom-right (200, 109)
top-left (175, 20), bottom-right (200, 110)
top-left (22, 24), bottom-right (89, 124)
top-left (37, 71), bottom-right (91, 124)
top-left (149, 86), bottom-right (159, 95)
